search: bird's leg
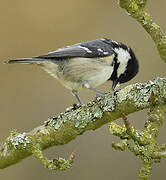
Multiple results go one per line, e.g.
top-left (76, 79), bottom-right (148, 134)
top-left (71, 90), bottom-right (83, 105)
top-left (87, 87), bottom-right (106, 95)
top-left (112, 83), bottom-right (121, 96)
top-left (83, 82), bottom-right (106, 100)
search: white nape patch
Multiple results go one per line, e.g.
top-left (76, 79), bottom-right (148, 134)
top-left (97, 48), bottom-right (103, 52)
top-left (79, 46), bottom-right (92, 53)
top-left (114, 47), bottom-right (131, 77)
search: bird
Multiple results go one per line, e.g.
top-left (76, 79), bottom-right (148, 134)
top-left (6, 38), bottom-right (139, 104)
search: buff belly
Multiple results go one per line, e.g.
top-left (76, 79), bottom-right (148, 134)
top-left (41, 58), bottom-right (114, 91)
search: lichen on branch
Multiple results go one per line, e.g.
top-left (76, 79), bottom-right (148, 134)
top-left (110, 105), bottom-right (166, 179)
top-left (0, 77), bottom-right (165, 170)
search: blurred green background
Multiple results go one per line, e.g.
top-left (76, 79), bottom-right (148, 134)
top-left (0, 0), bottom-right (166, 179)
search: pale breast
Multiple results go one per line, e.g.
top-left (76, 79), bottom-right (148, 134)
top-left (40, 57), bottom-right (114, 91)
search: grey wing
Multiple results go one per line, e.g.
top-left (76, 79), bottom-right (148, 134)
top-left (36, 39), bottom-right (115, 59)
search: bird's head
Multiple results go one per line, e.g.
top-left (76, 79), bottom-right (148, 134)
top-left (109, 42), bottom-right (139, 90)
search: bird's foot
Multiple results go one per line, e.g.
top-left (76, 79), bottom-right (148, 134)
top-left (93, 94), bottom-right (103, 101)
top-left (72, 103), bottom-right (82, 110)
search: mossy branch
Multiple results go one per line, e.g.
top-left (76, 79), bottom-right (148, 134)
top-left (0, 77), bottom-right (165, 170)
top-left (110, 105), bottom-right (166, 179)
top-left (116, 2), bottom-right (166, 178)
top-left (119, 0), bottom-right (166, 62)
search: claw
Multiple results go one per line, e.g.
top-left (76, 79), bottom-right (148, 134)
top-left (93, 94), bottom-right (102, 101)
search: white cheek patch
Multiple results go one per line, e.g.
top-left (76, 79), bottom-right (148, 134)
top-left (114, 48), bottom-right (131, 77)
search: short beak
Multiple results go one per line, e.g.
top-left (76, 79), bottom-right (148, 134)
top-left (112, 79), bottom-right (119, 90)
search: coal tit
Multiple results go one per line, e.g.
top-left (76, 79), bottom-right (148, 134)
top-left (6, 38), bottom-right (139, 104)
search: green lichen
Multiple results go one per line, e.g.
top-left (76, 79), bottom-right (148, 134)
top-left (98, 93), bottom-right (116, 112)
top-left (117, 84), bottom-right (133, 103)
top-left (74, 106), bottom-right (103, 129)
top-left (7, 131), bottom-right (31, 150)
top-left (109, 104), bottom-right (166, 180)
top-left (112, 139), bottom-right (128, 151)
top-left (110, 122), bottom-right (129, 139)
top-left (31, 144), bottom-right (74, 171)
top-left (44, 103), bottom-right (104, 131)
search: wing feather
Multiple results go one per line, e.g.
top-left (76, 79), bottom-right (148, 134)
top-left (36, 39), bottom-right (114, 59)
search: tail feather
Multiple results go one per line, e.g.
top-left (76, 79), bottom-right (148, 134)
top-left (5, 58), bottom-right (43, 64)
